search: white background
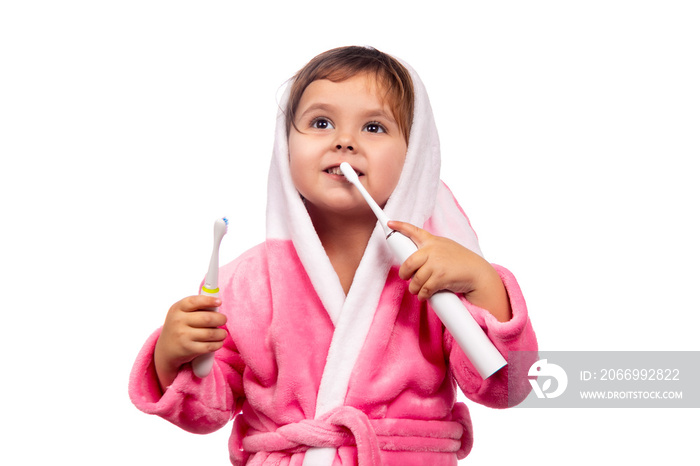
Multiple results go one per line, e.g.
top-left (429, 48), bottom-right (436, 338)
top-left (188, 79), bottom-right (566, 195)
top-left (1, 1), bottom-right (698, 464)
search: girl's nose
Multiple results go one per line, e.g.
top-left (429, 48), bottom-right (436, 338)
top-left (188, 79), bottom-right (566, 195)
top-left (334, 132), bottom-right (356, 152)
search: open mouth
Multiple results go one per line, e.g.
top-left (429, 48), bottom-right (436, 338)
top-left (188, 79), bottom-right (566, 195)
top-left (325, 165), bottom-right (363, 176)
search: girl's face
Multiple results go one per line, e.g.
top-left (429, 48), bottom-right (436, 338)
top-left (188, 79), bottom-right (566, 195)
top-left (288, 73), bottom-right (408, 221)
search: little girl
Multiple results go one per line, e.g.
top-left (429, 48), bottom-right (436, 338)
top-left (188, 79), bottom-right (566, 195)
top-left (129, 46), bottom-right (537, 466)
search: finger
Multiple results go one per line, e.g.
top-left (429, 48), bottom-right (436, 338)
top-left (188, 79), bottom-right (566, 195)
top-left (183, 339), bottom-right (225, 358)
top-left (187, 310), bottom-right (227, 329)
top-left (178, 295), bottom-right (222, 312)
top-left (398, 249), bottom-right (428, 281)
top-left (190, 327), bottom-right (228, 343)
top-left (407, 266), bottom-right (431, 296)
top-left (387, 220), bottom-right (433, 248)
top-left (416, 275), bottom-right (442, 301)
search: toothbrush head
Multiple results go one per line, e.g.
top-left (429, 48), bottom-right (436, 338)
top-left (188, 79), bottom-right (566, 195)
top-left (214, 217), bottom-right (228, 242)
top-left (340, 162), bottom-right (360, 184)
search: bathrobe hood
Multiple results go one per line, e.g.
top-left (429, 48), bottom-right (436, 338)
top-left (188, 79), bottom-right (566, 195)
top-left (265, 59), bottom-right (483, 424)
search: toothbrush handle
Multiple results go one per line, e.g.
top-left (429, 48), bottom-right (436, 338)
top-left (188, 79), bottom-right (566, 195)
top-left (386, 232), bottom-right (507, 379)
top-left (429, 291), bottom-right (507, 378)
top-left (191, 288), bottom-right (219, 378)
top-left (192, 352), bottom-right (215, 378)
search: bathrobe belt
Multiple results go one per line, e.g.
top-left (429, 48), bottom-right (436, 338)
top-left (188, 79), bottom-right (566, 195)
top-left (242, 405), bottom-right (469, 465)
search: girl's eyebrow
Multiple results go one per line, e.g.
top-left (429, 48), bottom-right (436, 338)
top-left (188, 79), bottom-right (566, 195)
top-left (297, 102), bottom-right (397, 125)
top-left (297, 103), bottom-right (335, 120)
top-left (362, 109), bottom-right (396, 123)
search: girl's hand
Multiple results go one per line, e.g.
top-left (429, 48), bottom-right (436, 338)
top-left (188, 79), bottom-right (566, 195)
top-left (388, 220), bottom-right (512, 322)
top-left (154, 295), bottom-right (228, 391)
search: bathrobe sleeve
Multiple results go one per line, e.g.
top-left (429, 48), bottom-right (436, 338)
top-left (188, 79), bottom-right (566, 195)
top-left (128, 325), bottom-right (245, 434)
top-left (128, 251), bottom-right (257, 434)
top-left (443, 264), bottom-right (537, 408)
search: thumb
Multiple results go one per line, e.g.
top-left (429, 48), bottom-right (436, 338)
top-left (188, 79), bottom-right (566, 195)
top-left (387, 220), bottom-right (433, 248)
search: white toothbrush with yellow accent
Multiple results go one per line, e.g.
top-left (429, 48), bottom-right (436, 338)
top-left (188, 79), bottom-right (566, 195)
top-left (192, 217), bottom-right (228, 378)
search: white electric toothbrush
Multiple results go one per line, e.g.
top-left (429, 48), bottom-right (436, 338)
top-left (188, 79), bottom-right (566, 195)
top-left (339, 162), bottom-right (506, 379)
top-left (192, 217), bottom-right (228, 378)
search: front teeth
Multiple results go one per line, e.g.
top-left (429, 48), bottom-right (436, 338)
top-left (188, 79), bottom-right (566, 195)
top-left (327, 166), bottom-right (362, 176)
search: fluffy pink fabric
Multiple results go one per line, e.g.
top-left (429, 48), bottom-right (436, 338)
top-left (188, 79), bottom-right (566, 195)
top-left (129, 239), bottom-right (537, 465)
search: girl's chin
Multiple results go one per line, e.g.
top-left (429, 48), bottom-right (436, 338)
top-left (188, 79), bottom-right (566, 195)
top-left (305, 198), bottom-right (375, 220)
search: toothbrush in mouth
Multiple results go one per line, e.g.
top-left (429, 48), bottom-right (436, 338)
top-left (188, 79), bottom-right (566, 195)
top-left (325, 165), bottom-right (363, 177)
top-left (192, 217), bottom-right (228, 378)
top-left (339, 162), bottom-right (506, 379)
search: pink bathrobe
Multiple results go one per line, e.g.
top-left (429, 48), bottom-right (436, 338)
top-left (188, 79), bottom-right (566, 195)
top-left (129, 58), bottom-right (537, 466)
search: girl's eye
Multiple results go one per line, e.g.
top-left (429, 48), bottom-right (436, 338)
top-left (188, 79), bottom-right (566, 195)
top-left (364, 122), bottom-right (386, 134)
top-left (311, 118), bottom-right (334, 130)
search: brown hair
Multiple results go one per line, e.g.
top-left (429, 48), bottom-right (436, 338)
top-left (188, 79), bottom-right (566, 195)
top-left (286, 46), bottom-right (414, 144)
